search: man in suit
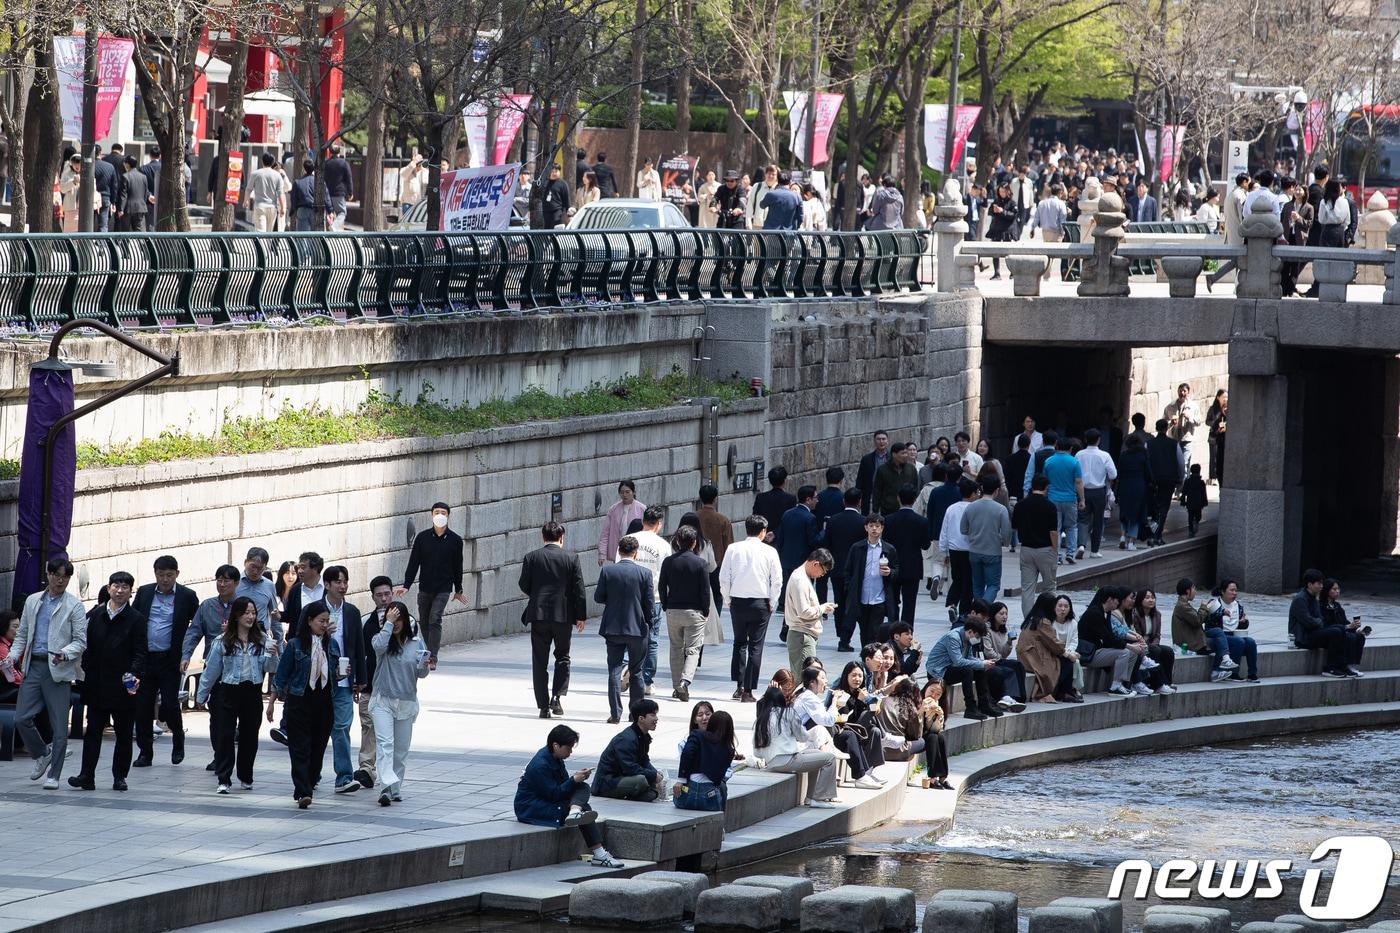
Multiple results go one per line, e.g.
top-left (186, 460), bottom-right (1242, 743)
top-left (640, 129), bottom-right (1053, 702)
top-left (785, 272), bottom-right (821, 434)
top-left (1128, 181), bottom-right (1158, 224)
top-left (824, 488), bottom-right (868, 652)
top-left (132, 555), bottom-right (198, 768)
top-left (280, 551), bottom-right (326, 644)
top-left (752, 466), bottom-right (796, 539)
top-left (591, 151), bottom-right (618, 199)
top-left (519, 521), bottom-right (588, 718)
top-left (882, 485), bottom-right (931, 631)
top-left (774, 484), bottom-right (820, 622)
top-left (102, 142), bottom-right (127, 179)
top-left (5, 558), bottom-right (88, 789)
top-left (71, 571), bottom-right (147, 791)
top-left (595, 536), bottom-right (653, 723)
top-left (696, 485), bottom-right (733, 611)
top-left (843, 513), bottom-right (899, 647)
top-left (811, 468), bottom-right (845, 602)
top-left (321, 565), bottom-right (368, 793)
top-left (117, 156), bottom-right (151, 231)
top-left (92, 145), bottom-right (117, 232)
top-left (139, 147), bottom-right (162, 223)
top-left (855, 430), bottom-right (891, 515)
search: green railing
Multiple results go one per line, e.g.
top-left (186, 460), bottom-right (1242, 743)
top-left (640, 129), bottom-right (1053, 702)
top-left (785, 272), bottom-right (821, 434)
top-left (0, 228), bottom-right (930, 332)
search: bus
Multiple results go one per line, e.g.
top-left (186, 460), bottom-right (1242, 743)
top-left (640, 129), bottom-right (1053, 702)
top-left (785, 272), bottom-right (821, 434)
top-left (1338, 105), bottom-right (1400, 209)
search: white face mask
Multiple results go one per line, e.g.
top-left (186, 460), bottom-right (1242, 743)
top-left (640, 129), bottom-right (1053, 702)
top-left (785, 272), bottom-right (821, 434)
top-left (432, 514), bottom-right (449, 529)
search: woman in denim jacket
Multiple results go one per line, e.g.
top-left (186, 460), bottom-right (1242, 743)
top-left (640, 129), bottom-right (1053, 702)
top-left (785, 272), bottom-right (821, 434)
top-left (369, 601), bottom-right (430, 807)
top-left (197, 596), bottom-right (279, 794)
top-left (270, 600), bottom-right (339, 809)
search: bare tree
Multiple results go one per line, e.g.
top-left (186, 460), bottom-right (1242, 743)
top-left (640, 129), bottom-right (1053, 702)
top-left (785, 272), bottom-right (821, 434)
top-left (0, 0), bottom-right (65, 231)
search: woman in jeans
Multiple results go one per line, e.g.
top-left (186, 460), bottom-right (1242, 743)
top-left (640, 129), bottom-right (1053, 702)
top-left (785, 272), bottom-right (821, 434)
top-left (1204, 580), bottom-right (1259, 682)
top-left (370, 601), bottom-right (431, 806)
top-left (270, 600), bottom-right (338, 809)
top-left (753, 685), bottom-right (838, 808)
top-left (1129, 589), bottom-right (1177, 694)
top-left (197, 596), bottom-right (278, 793)
top-left (674, 710), bottom-right (737, 811)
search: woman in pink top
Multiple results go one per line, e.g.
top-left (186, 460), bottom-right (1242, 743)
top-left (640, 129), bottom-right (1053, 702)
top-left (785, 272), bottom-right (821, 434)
top-left (597, 481), bottom-right (646, 566)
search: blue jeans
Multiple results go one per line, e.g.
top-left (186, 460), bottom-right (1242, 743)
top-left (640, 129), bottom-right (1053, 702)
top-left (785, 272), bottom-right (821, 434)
top-left (1226, 633), bottom-right (1257, 678)
top-left (968, 552), bottom-right (1002, 604)
top-left (642, 601), bottom-right (662, 686)
top-left (331, 684), bottom-right (355, 786)
top-left (1205, 629), bottom-right (1231, 669)
top-left (1053, 500), bottom-right (1079, 557)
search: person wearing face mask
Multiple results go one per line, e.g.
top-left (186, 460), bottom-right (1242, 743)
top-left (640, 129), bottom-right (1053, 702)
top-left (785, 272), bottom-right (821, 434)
top-left (395, 502), bottom-right (466, 670)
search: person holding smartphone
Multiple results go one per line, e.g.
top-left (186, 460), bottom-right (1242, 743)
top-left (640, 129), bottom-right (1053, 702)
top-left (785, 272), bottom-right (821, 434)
top-left (515, 724), bottom-right (625, 867)
top-left (368, 601), bottom-right (430, 807)
top-left (1319, 578), bottom-right (1367, 676)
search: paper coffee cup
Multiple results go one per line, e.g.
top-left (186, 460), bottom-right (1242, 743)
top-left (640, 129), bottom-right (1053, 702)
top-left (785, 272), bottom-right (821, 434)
top-left (337, 657), bottom-right (349, 678)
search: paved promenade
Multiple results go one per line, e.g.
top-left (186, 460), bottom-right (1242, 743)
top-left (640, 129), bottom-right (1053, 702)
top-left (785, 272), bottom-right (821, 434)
top-left (1, 517), bottom-right (1396, 928)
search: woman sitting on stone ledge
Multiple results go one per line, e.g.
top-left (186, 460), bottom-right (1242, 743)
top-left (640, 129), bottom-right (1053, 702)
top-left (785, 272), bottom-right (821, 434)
top-left (752, 683), bottom-right (839, 808)
top-left (1048, 594), bottom-right (1085, 699)
top-left (1129, 588), bottom-right (1177, 695)
top-left (1014, 593), bottom-right (1079, 703)
top-left (673, 709), bottom-right (736, 811)
top-left (875, 676), bottom-right (950, 789)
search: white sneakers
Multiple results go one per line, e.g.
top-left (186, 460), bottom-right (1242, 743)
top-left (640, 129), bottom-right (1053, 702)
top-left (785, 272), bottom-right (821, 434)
top-left (1218, 656), bottom-right (1239, 670)
top-left (217, 783), bottom-right (231, 795)
top-left (1075, 546), bottom-right (1086, 560)
top-left (1089, 551), bottom-right (1104, 559)
top-left (1131, 683), bottom-right (1152, 696)
top-left (808, 799), bottom-right (840, 809)
top-left (1140, 656), bottom-right (1159, 670)
top-left (997, 696), bottom-right (1027, 712)
top-left (42, 778), bottom-right (58, 790)
top-left (589, 849), bottom-right (625, 868)
top-left (1127, 541), bottom-right (1137, 551)
top-left (1108, 684), bottom-right (1134, 696)
top-left (1210, 669), bottom-right (1233, 682)
top-left (29, 747), bottom-right (52, 781)
top-left (854, 774), bottom-right (884, 790)
top-left (1157, 684), bottom-right (1177, 695)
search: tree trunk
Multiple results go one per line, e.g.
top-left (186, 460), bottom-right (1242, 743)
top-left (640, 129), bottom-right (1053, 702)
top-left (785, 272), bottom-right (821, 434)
top-left (623, 0), bottom-right (647, 195)
top-left (674, 0), bottom-right (693, 154)
top-left (359, 0), bottom-right (390, 228)
top-left (721, 75), bottom-right (747, 174)
top-left (24, 49), bottom-right (62, 233)
top-left (213, 34), bottom-right (252, 231)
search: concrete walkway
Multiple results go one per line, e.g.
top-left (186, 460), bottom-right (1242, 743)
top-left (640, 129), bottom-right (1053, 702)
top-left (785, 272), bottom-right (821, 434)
top-left (2, 525), bottom-right (1397, 929)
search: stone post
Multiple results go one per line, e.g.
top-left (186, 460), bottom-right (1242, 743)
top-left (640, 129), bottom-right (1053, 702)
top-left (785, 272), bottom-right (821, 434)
top-left (1076, 190), bottom-right (1129, 297)
top-left (1077, 176), bottom-right (1102, 243)
top-left (1358, 192), bottom-right (1396, 285)
top-left (933, 179), bottom-right (970, 294)
top-left (1386, 222), bottom-right (1400, 305)
top-left (1311, 259), bottom-right (1356, 302)
top-left (1160, 256), bottom-right (1203, 298)
top-left (1006, 256), bottom-right (1047, 296)
top-left (1235, 199), bottom-right (1284, 299)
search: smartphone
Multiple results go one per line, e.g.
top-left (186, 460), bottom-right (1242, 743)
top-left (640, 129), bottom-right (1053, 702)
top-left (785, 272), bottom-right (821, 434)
top-left (1352, 616), bottom-right (1361, 623)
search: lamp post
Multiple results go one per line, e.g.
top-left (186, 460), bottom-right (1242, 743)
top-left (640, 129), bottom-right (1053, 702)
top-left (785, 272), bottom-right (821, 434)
top-left (943, 0), bottom-right (964, 181)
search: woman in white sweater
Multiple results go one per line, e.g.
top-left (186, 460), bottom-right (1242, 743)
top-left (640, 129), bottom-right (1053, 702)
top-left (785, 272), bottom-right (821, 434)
top-left (370, 602), bottom-right (431, 807)
top-left (1048, 593), bottom-right (1084, 693)
top-left (752, 685), bottom-right (838, 808)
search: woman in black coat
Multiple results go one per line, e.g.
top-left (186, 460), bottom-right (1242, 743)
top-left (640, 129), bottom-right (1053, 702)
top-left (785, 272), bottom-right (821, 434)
top-left (986, 182), bottom-right (1018, 280)
top-left (73, 572), bottom-right (148, 791)
top-left (1115, 433), bottom-right (1153, 550)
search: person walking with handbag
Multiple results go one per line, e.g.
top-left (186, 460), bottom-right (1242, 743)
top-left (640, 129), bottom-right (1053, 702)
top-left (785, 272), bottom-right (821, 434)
top-left (369, 601), bottom-right (431, 806)
top-left (270, 600), bottom-right (339, 809)
top-left (197, 596), bottom-right (278, 793)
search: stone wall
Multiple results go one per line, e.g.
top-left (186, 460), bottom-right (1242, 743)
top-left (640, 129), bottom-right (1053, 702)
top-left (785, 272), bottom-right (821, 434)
top-left (0, 400), bottom-right (766, 639)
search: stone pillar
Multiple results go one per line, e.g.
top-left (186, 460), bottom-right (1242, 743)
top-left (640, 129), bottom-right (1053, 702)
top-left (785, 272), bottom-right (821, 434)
top-left (1006, 255), bottom-right (1047, 296)
top-left (933, 179), bottom-right (970, 294)
top-left (1235, 199), bottom-right (1283, 299)
top-left (1311, 259), bottom-right (1356, 302)
top-left (1218, 335), bottom-right (1302, 592)
top-left (1076, 191), bottom-right (1129, 297)
top-left (1160, 256), bottom-right (1203, 298)
top-left (1358, 192), bottom-right (1395, 286)
top-left (1077, 176), bottom-right (1102, 242)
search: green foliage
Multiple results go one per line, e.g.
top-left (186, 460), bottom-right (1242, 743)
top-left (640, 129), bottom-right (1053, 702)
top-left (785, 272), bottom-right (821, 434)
top-left (0, 459), bottom-right (17, 480)
top-left (69, 372), bottom-right (748, 471)
top-left (585, 100), bottom-right (731, 134)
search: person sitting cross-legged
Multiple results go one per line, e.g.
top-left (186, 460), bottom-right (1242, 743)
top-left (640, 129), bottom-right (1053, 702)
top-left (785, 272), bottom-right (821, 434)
top-left (592, 699), bottom-right (666, 802)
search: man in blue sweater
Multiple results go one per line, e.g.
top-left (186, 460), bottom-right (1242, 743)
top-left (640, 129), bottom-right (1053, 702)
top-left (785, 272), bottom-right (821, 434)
top-left (925, 617), bottom-right (1001, 721)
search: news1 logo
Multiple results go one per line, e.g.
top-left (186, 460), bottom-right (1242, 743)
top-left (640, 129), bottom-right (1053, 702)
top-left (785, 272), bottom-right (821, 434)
top-left (1108, 836), bottom-right (1394, 920)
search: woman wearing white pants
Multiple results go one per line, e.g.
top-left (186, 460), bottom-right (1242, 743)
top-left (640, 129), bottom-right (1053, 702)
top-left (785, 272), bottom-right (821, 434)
top-left (369, 602), bottom-right (430, 806)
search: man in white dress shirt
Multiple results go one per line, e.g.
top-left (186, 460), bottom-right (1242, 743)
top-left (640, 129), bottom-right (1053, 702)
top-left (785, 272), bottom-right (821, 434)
top-left (719, 516), bottom-right (784, 703)
top-left (1074, 428), bottom-right (1118, 559)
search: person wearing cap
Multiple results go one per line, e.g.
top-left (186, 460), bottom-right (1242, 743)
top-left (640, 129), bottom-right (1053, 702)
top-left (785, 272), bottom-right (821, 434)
top-left (395, 502), bottom-right (466, 669)
top-left (714, 171), bottom-right (746, 229)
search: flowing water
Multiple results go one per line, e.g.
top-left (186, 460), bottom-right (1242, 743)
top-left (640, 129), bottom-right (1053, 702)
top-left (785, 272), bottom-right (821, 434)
top-left (416, 727), bottom-right (1400, 932)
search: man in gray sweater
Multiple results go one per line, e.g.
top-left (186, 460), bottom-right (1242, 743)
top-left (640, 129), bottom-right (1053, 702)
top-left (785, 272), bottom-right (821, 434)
top-left (960, 474), bottom-right (1011, 604)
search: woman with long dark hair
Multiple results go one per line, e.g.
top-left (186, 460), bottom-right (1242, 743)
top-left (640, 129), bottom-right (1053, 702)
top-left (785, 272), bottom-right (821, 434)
top-left (197, 596), bottom-right (277, 793)
top-left (1315, 180), bottom-right (1349, 249)
top-left (370, 601), bottom-right (431, 806)
top-left (1205, 389), bottom-right (1227, 485)
top-left (674, 709), bottom-right (738, 811)
top-left (1014, 593), bottom-right (1078, 702)
top-left (271, 600), bottom-right (338, 809)
top-left (753, 685), bottom-right (838, 808)
top-left (986, 181), bottom-right (1018, 279)
top-left (1129, 588), bottom-right (1176, 694)
top-left (875, 676), bottom-right (950, 788)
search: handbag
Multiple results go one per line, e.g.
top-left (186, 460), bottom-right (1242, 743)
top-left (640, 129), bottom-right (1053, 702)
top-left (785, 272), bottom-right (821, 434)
top-left (1075, 639), bottom-right (1098, 663)
top-left (673, 781), bottom-right (724, 812)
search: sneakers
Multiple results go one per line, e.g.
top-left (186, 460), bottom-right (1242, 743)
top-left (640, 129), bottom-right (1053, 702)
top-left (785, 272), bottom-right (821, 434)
top-left (565, 806), bottom-right (598, 826)
top-left (997, 696), bottom-right (1027, 713)
top-left (1065, 555), bottom-right (1076, 565)
top-left (854, 774), bottom-right (884, 790)
top-left (1089, 552), bottom-right (1104, 559)
top-left (1075, 546), bottom-right (1085, 560)
top-left (1127, 541), bottom-right (1137, 551)
top-left (240, 781), bottom-right (254, 790)
top-left (1139, 656), bottom-right (1159, 670)
top-left (644, 683), bottom-right (654, 697)
top-left (1108, 684), bottom-right (1134, 696)
top-left (807, 799), bottom-right (840, 809)
top-left (30, 747), bottom-right (52, 781)
top-left (42, 778), bottom-right (58, 790)
top-left (1320, 668), bottom-right (1348, 678)
top-left (589, 849), bottom-right (626, 868)
top-left (270, 728), bottom-right (289, 746)
top-left (1347, 666), bottom-right (1364, 677)
top-left (334, 780), bottom-right (360, 794)
top-left (1131, 683), bottom-right (1152, 696)
top-left (217, 783), bottom-right (231, 795)
top-left (354, 769), bottom-right (375, 790)
top-left (1210, 669), bottom-right (1233, 682)
top-left (1157, 684), bottom-right (1177, 695)
top-left (1217, 656), bottom-right (1238, 670)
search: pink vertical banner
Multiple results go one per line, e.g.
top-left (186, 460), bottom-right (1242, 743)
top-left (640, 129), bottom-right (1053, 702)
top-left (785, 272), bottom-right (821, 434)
top-left (1303, 100), bottom-right (1326, 157)
top-left (809, 92), bottom-right (843, 166)
top-left (95, 38), bottom-right (135, 142)
top-left (492, 94), bottom-right (532, 164)
top-left (1157, 125), bottom-right (1184, 183)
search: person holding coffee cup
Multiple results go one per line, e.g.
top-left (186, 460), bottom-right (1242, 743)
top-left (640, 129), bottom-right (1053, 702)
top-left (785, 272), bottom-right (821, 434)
top-left (271, 600), bottom-right (340, 809)
top-left (367, 601), bottom-right (431, 806)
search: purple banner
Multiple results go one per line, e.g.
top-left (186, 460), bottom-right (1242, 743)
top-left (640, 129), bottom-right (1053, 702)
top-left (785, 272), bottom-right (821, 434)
top-left (12, 367), bottom-right (75, 610)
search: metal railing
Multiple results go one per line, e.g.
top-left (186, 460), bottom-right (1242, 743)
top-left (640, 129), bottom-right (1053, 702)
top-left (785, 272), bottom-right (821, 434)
top-left (0, 228), bottom-right (930, 332)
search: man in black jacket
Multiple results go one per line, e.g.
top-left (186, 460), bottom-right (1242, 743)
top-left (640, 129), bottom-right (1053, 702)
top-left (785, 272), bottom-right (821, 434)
top-left (825, 488), bottom-right (868, 651)
top-left (132, 555), bottom-right (199, 767)
top-left (323, 144), bottom-right (354, 229)
top-left (855, 430), bottom-right (891, 515)
top-left (72, 572), bottom-right (148, 791)
top-left (596, 536), bottom-right (653, 723)
top-left (1147, 419), bottom-right (1183, 546)
top-left (593, 698), bottom-right (663, 800)
top-left (658, 526), bottom-right (711, 703)
top-left (322, 566), bottom-right (368, 793)
top-left (882, 485), bottom-right (931, 630)
top-left (591, 151), bottom-right (618, 199)
top-left (752, 466), bottom-right (797, 540)
top-left (519, 522), bottom-right (588, 717)
top-left (396, 501), bottom-right (466, 667)
top-left (92, 145), bottom-right (118, 232)
top-left (139, 147), bottom-right (162, 223)
top-left (533, 164), bottom-right (571, 228)
top-left (844, 513), bottom-right (899, 647)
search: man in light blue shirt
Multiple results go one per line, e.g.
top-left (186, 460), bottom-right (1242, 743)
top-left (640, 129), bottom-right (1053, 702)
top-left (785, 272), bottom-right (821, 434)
top-left (236, 546), bottom-right (282, 644)
top-left (1041, 437), bottom-right (1085, 564)
top-left (841, 514), bottom-right (897, 648)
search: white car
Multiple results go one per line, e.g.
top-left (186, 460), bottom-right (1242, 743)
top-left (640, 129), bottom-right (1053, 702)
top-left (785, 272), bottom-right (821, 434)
top-left (566, 198), bottom-right (690, 230)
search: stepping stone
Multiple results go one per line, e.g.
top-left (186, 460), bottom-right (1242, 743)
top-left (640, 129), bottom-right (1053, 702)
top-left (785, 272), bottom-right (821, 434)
top-left (1273, 918), bottom-right (1347, 932)
top-left (569, 878), bottom-right (685, 927)
top-left (1049, 896), bottom-right (1123, 933)
top-left (1029, 905), bottom-right (1101, 933)
top-left (800, 886), bottom-right (887, 933)
top-left (1144, 905), bottom-right (1233, 933)
top-left (731, 875), bottom-right (814, 924)
top-left (920, 899), bottom-right (995, 933)
top-left (931, 889), bottom-right (1018, 933)
top-left (836, 885), bottom-right (917, 931)
top-left (696, 885), bottom-right (783, 933)
top-left (635, 871), bottom-right (709, 916)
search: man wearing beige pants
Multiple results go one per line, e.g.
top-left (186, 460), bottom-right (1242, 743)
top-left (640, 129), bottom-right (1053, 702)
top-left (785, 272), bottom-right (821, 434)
top-left (245, 153), bottom-right (285, 233)
top-left (1012, 475), bottom-right (1059, 617)
top-left (353, 575), bottom-right (400, 789)
top-left (658, 526), bottom-right (711, 704)
top-left (1031, 183), bottom-right (1069, 279)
